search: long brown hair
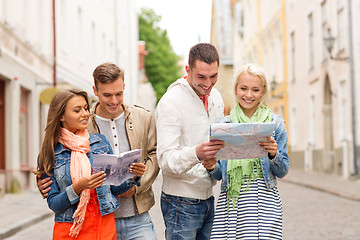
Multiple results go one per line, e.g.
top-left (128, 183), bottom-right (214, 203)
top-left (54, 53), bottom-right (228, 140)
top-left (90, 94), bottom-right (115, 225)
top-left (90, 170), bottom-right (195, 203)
top-left (34, 89), bottom-right (90, 176)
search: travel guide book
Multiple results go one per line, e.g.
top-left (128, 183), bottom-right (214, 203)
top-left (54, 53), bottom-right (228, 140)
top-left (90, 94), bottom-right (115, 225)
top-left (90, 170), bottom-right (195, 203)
top-left (92, 149), bottom-right (142, 185)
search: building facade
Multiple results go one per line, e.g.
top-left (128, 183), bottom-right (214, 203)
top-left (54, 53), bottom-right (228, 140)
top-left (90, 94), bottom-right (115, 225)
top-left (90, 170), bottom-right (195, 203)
top-left (222, 0), bottom-right (288, 120)
top-left (286, 0), bottom-right (359, 178)
top-left (211, 0), bottom-right (235, 115)
top-left (0, 0), bottom-right (139, 194)
top-left (214, 0), bottom-right (360, 178)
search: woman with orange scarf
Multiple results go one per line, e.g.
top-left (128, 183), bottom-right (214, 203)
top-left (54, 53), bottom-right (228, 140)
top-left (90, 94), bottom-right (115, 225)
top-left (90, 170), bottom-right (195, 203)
top-left (34, 89), bottom-right (145, 239)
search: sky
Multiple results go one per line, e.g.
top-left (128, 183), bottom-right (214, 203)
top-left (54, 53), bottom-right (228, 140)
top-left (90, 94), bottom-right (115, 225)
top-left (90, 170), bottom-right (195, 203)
top-left (136, 0), bottom-right (213, 57)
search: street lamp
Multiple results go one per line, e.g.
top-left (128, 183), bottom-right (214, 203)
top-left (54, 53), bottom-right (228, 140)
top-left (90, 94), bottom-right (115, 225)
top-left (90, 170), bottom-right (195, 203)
top-left (323, 27), bottom-right (348, 61)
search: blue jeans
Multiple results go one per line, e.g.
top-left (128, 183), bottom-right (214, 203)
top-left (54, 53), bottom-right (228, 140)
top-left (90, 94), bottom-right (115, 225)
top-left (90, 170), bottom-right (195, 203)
top-left (115, 211), bottom-right (157, 240)
top-left (161, 192), bottom-right (215, 240)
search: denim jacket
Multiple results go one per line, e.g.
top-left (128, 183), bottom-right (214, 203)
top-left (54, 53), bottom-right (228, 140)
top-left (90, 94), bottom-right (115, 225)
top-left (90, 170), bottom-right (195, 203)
top-left (208, 113), bottom-right (289, 191)
top-left (46, 133), bottom-right (140, 223)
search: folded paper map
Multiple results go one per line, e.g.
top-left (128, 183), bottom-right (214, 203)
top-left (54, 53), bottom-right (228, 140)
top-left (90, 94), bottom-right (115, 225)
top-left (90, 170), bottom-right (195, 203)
top-left (210, 122), bottom-right (275, 159)
top-left (93, 149), bottom-right (142, 185)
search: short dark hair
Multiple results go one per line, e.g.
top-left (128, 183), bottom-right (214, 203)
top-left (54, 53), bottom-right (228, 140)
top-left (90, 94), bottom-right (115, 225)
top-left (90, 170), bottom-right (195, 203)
top-left (92, 62), bottom-right (125, 89)
top-left (188, 43), bottom-right (219, 69)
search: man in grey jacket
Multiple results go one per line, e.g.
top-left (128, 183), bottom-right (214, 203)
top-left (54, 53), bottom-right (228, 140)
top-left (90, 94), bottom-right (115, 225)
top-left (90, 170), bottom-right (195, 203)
top-left (38, 62), bottom-right (159, 240)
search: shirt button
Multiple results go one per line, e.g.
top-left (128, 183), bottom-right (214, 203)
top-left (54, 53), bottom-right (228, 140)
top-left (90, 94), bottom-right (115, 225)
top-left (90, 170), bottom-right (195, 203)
top-left (115, 144), bottom-right (118, 147)
top-left (113, 127), bottom-right (115, 129)
top-left (114, 135), bottom-right (117, 138)
top-left (111, 119), bottom-right (114, 121)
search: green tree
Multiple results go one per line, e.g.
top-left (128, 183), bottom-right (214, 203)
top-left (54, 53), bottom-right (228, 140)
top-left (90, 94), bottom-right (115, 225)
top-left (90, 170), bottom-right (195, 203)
top-left (138, 8), bottom-right (182, 102)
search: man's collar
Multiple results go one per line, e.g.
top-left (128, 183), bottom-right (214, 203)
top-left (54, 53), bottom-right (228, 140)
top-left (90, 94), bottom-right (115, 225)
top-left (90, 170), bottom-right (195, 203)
top-left (92, 102), bottom-right (127, 119)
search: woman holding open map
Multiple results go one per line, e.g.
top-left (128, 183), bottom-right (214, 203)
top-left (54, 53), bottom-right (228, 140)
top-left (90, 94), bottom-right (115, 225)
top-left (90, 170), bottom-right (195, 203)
top-left (206, 63), bottom-right (289, 239)
top-left (34, 89), bottom-right (145, 240)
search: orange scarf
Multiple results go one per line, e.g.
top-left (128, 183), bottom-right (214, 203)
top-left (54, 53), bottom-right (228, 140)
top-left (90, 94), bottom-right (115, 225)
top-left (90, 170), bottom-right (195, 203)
top-left (59, 128), bottom-right (91, 238)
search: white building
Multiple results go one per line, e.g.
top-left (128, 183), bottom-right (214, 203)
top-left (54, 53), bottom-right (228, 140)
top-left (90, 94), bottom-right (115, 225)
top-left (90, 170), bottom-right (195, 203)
top-left (229, 0), bottom-right (288, 119)
top-left (286, 0), bottom-right (360, 178)
top-left (222, 0), bottom-right (359, 179)
top-left (0, 0), bottom-right (139, 194)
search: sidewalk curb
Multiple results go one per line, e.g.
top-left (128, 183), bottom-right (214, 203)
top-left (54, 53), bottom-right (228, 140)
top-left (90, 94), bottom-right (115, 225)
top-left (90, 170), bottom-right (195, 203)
top-left (281, 178), bottom-right (360, 202)
top-left (0, 211), bottom-right (53, 239)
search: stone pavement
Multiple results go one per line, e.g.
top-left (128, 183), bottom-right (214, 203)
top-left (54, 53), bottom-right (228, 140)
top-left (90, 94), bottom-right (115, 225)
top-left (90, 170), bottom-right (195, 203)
top-left (0, 169), bottom-right (359, 239)
top-left (280, 169), bottom-right (360, 202)
top-left (0, 189), bottom-right (53, 239)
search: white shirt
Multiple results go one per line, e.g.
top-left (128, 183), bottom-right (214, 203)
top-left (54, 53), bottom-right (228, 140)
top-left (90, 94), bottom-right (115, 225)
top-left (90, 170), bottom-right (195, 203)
top-left (95, 113), bottom-right (135, 218)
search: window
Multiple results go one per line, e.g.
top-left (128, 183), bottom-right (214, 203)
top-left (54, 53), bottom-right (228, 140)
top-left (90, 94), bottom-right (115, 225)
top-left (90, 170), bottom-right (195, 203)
top-left (60, 0), bottom-right (68, 55)
top-left (20, 88), bottom-right (30, 167)
top-left (78, 8), bottom-right (84, 66)
top-left (264, 47), bottom-right (269, 81)
top-left (338, 80), bottom-right (347, 140)
top-left (278, 34), bottom-right (284, 83)
top-left (290, 0), bottom-right (296, 8)
top-left (234, 2), bottom-right (244, 38)
top-left (337, 0), bottom-right (346, 51)
top-left (321, 0), bottom-right (328, 61)
top-left (0, 81), bottom-right (5, 170)
top-left (270, 41), bottom-right (275, 83)
top-left (309, 94), bottom-right (316, 145)
top-left (290, 106), bottom-right (297, 149)
top-left (23, 0), bottom-right (32, 41)
top-left (91, 22), bottom-right (97, 66)
top-left (290, 31), bottom-right (296, 82)
top-left (102, 33), bottom-right (107, 61)
top-left (0, 1), bottom-right (4, 21)
top-left (109, 41), bottom-right (114, 61)
top-left (308, 13), bottom-right (314, 71)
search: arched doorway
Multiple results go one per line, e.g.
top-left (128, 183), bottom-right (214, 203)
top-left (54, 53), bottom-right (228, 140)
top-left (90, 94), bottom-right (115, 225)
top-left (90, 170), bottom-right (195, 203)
top-left (323, 74), bottom-right (335, 173)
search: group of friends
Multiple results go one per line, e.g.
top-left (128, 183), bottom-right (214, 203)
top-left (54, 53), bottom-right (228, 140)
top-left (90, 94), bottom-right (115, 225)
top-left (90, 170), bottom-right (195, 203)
top-left (35, 43), bottom-right (289, 240)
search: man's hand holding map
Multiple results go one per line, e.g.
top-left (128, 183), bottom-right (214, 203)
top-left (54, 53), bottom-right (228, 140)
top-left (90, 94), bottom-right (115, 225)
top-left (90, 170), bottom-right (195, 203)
top-left (210, 123), bottom-right (275, 159)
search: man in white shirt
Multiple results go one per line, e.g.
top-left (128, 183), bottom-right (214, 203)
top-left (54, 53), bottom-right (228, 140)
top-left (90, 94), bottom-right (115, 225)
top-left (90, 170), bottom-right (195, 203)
top-left (155, 43), bottom-right (224, 240)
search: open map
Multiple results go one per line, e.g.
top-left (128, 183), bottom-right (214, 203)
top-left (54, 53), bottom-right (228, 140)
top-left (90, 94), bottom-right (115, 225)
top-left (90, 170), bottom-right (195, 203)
top-left (210, 122), bottom-right (275, 160)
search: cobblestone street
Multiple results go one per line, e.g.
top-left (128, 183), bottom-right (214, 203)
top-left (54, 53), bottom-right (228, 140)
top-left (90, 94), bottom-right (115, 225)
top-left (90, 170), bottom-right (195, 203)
top-left (2, 171), bottom-right (360, 240)
top-left (280, 180), bottom-right (360, 240)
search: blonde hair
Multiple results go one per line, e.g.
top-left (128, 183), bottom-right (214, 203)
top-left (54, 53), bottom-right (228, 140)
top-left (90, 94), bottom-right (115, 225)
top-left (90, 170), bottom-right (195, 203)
top-left (233, 63), bottom-right (269, 109)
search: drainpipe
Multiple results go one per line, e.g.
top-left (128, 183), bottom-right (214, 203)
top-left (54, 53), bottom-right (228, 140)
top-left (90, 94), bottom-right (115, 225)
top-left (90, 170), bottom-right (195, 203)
top-left (347, 0), bottom-right (357, 175)
top-left (114, 0), bottom-right (118, 62)
top-left (52, 0), bottom-right (57, 87)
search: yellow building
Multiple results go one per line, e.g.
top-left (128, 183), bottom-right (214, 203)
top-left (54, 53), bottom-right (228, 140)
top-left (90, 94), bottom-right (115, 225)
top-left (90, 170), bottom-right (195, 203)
top-left (212, 0), bottom-right (288, 122)
top-left (233, 0), bottom-right (288, 123)
top-left (211, 0), bottom-right (235, 115)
